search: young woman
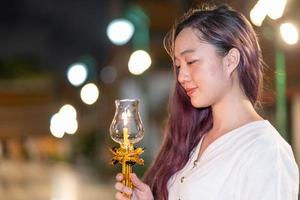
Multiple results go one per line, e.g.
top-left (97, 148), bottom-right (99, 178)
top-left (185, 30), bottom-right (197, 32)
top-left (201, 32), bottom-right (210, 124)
top-left (114, 5), bottom-right (299, 200)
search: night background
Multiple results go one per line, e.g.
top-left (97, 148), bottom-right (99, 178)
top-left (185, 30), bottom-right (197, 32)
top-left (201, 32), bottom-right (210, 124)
top-left (0, 0), bottom-right (299, 199)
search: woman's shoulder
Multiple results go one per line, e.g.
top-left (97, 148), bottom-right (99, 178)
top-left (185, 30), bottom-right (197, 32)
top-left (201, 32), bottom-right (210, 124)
top-left (239, 120), bottom-right (298, 172)
top-left (244, 120), bottom-right (292, 154)
top-left (230, 120), bottom-right (290, 153)
top-left (234, 121), bottom-right (299, 199)
top-left (221, 120), bottom-right (294, 159)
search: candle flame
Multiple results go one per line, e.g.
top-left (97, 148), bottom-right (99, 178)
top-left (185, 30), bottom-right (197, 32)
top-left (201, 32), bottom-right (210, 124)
top-left (121, 108), bottom-right (131, 126)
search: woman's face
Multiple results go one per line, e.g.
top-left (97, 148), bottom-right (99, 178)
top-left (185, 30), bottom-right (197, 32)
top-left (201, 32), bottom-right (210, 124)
top-left (174, 27), bottom-right (231, 108)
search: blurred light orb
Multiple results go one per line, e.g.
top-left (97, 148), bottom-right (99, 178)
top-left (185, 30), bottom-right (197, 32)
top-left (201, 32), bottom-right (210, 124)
top-left (267, 0), bottom-right (287, 20)
top-left (128, 50), bottom-right (152, 75)
top-left (250, 0), bottom-right (268, 27)
top-left (280, 23), bottom-right (299, 45)
top-left (50, 113), bottom-right (65, 138)
top-left (59, 104), bottom-right (77, 119)
top-left (80, 83), bottom-right (99, 105)
top-left (67, 63), bottom-right (88, 86)
top-left (100, 66), bottom-right (117, 84)
top-left (107, 19), bottom-right (135, 45)
top-left (65, 118), bottom-right (78, 134)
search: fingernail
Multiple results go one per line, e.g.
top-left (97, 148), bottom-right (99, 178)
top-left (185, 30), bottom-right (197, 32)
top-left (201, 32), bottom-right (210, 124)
top-left (117, 174), bottom-right (122, 179)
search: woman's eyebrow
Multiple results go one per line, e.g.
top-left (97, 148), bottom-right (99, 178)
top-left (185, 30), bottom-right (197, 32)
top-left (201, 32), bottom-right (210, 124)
top-left (174, 49), bottom-right (196, 60)
top-left (180, 49), bottom-right (196, 56)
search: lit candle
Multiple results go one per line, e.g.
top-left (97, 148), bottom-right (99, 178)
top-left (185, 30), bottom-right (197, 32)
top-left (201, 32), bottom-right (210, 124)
top-left (122, 110), bottom-right (130, 147)
top-left (123, 127), bottom-right (129, 147)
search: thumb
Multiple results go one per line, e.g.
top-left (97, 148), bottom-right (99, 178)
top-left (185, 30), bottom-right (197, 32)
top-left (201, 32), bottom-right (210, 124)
top-left (130, 173), bottom-right (146, 190)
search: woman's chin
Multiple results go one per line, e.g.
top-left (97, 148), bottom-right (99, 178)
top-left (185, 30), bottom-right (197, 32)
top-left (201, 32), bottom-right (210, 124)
top-left (190, 98), bottom-right (208, 108)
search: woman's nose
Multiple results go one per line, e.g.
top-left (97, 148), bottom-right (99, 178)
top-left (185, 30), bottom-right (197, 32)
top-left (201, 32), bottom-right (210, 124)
top-left (177, 66), bottom-right (191, 85)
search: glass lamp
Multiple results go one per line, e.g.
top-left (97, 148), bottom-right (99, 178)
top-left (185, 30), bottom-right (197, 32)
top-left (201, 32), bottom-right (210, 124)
top-left (110, 99), bottom-right (144, 191)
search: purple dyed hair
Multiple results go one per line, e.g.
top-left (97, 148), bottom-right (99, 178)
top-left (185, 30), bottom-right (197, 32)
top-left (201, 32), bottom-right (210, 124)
top-left (143, 4), bottom-right (263, 200)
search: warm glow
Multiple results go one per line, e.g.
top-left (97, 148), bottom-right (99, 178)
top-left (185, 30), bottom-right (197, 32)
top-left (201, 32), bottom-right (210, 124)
top-left (50, 113), bottom-right (65, 138)
top-left (50, 104), bottom-right (79, 137)
top-left (64, 118), bottom-right (78, 134)
top-left (107, 19), bottom-right (135, 45)
top-left (80, 83), bottom-right (99, 105)
top-left (267, 0), bottom-right (287, 20)
top-left (250, 0), bottom-right (287, 26)
top-left (59, 104), bottom-right (77, 119)
top-left (128, 50), bottom-right (151, 75)
top-left (59, 104), bottom-right (78, 134)
top-left (250, 0), bottom-right (268, 26)
top-left (67, 63), bottom-right (88, 86)
top-left (280, 22), bottom-right (299, 45)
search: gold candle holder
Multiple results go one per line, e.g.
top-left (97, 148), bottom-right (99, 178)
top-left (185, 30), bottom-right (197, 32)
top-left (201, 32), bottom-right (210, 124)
top-left (109, 99), bottom-right (144, 192)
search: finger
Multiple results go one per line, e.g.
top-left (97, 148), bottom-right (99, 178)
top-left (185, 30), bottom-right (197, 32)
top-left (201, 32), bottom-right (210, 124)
top-left (116, 173), bottom-right (123, 182)
top-left (114, 182), bottom-right (123, 192)
top-left (130, 173), bottom-right (147, 190)
top-left (115, 192), bottom-right (129, 200)
top-left (114, 182), bottom-right (133, 195)
top-left (123, 186), bottom-right (133, 195)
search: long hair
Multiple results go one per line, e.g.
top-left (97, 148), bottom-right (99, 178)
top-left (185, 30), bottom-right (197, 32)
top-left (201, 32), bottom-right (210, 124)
top-left (143, 4), bottom-right (263, 200)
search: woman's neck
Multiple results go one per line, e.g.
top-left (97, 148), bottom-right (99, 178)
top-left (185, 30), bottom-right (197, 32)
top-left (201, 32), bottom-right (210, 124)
top-left (209, 91), bottom-right (263, 139)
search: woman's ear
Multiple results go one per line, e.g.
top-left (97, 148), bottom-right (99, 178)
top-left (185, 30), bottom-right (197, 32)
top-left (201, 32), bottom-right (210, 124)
top-left (223, 48), bottom-right (240, 77)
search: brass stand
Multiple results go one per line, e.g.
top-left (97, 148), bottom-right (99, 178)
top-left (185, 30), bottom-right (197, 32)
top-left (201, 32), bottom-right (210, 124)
top-left (111, 144), bottom-right (144, 189)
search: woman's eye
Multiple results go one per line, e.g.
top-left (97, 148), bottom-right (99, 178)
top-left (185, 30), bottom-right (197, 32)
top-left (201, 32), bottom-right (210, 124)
top-left (187, 60), bottom-right (197, 65)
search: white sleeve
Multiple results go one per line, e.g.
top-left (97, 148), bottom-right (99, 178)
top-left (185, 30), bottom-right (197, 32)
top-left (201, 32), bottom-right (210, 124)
top-left (236, 141), bottom-right (299, 200)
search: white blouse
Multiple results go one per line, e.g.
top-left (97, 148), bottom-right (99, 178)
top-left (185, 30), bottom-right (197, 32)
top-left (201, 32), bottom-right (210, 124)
top-left (167, 120), bottom-right (299, 200)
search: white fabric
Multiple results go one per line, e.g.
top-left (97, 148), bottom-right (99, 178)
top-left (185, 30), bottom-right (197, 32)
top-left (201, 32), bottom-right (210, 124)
top-left (167, 120), bottom-right (299, 200)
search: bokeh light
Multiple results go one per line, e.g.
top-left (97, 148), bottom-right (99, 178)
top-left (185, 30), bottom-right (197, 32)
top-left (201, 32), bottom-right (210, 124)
top-left (50, 113), bottom-right (65, 138)
top-left (250, 0), bottom-right (268, 26)
top-left (267, 0), bottom-right (287, 20)
top-left (50, 104), bottom-right (78, 137)
top-left (250, 0), bottom-right (287, 26)
top-left (80, 83), bottom-right (99, 105)
top-left (280, 22), bottom-right (299, 45)
top-left (59, 104), bottom-right (77, 119)
top-left (67, 63), bottom-right (88, 86)
top-left (106, 19), bottom-right (135, 45)
top-left (128, 50), bottom-right (151, 75)
top-left (64, 118), bottom-right (78, 135)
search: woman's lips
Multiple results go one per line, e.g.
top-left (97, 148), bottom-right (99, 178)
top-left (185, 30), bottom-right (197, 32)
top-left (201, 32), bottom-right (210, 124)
top-left (186, 88), bottom-right (197, 97)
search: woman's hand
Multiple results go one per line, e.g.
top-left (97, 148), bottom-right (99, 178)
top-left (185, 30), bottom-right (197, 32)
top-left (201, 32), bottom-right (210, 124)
top-left (114, 173), bottom-right (154, 200)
